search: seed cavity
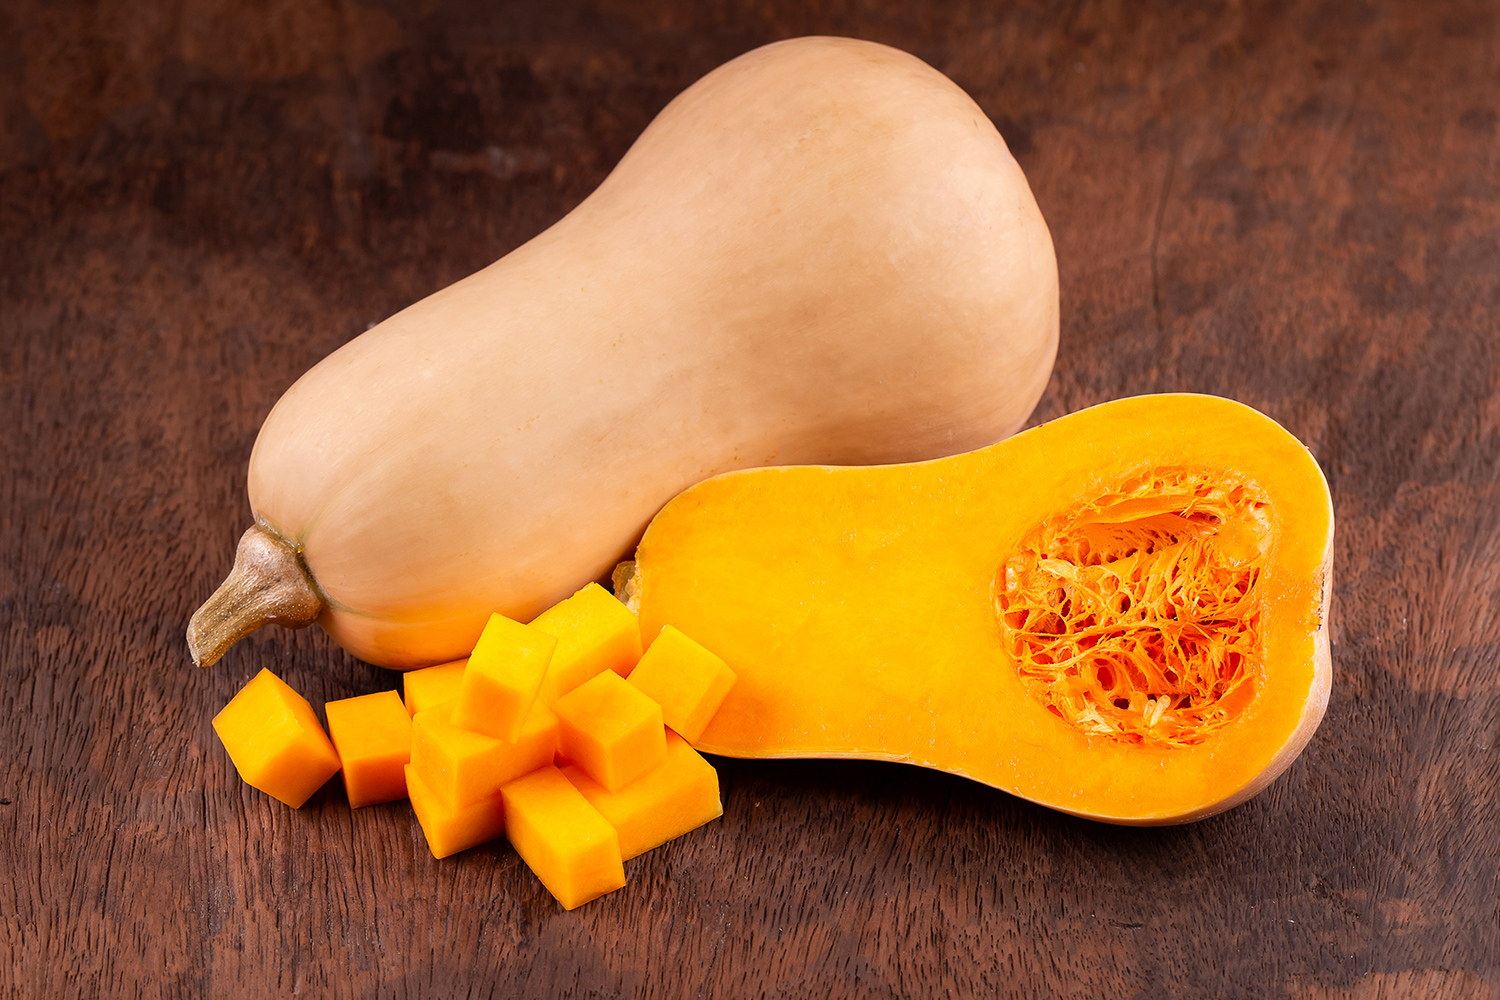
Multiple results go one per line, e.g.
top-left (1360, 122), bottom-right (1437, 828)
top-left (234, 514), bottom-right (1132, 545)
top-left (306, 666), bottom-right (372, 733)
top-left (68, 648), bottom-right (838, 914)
top-left (996, 468), bottom-right (1270, 748)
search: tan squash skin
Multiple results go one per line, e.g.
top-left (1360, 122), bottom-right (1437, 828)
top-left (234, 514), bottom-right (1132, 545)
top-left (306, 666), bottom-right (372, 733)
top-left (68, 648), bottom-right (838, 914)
top-left (191, 36), bottom-right (1058, 668)
top-left (631, 395), bottom-right (1334, 825)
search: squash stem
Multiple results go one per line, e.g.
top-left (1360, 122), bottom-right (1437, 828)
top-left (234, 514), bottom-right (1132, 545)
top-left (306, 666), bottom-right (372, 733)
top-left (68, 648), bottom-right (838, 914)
top-left (187, 524), bottom-right (324, 668)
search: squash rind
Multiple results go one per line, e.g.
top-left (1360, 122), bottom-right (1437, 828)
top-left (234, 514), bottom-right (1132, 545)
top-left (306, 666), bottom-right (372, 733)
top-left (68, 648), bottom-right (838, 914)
top-left (201, 36), bottom-right (1059, 669)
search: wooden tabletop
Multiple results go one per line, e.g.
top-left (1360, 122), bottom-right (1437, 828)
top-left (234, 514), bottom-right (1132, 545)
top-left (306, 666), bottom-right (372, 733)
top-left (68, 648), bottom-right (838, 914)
top-left (4, 1), bottom-right (1498, 997)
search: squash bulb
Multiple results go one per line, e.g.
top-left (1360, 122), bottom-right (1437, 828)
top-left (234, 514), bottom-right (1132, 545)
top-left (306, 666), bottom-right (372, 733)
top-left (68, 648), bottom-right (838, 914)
top-left (625, 395), bottom-right (1334, 825)
top-left (188, 36), bottom-right (1059, 670)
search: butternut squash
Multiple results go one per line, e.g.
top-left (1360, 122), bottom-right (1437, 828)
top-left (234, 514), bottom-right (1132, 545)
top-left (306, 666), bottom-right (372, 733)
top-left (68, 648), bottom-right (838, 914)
top-left (624, 394), bottom-right (1334, 825)
top-left (188, 35), bottom-right (1058, 670)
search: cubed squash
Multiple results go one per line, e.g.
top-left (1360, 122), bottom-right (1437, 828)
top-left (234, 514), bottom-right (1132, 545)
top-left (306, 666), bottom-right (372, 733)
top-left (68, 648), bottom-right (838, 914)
top-left (405, 764), bottom-right (506, 859)
top-left (627, 626), bottom-right (738, 742)
top-left (324, 690), bottom-right (413, 808)
top-left (212, 668), bottom-right (341, 808)
top-left (553, 670), bottom-right (666, 792)
top-left (502, 766), bottom-right (625, 910)
top-left (403, 659), bottom-right (467, 717)
top-left (533, 583), bottom-right (643, 705)
top-left (451, 613), bottom-right (555, 741)
top-left (562, 730), bottom-right (722, 859)
top-left (411, 700), bottom-right (557, 811)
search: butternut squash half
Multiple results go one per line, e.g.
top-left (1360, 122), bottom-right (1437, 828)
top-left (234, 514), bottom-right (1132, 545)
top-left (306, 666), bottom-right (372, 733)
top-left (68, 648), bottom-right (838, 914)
top-left (626, 395), bottom-right (1334, 824)
top-left (188, 36), bottom-right (1058, 670)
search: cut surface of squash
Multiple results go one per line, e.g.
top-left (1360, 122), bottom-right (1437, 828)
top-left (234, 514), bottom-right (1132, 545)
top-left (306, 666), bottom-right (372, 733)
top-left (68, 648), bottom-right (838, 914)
top-left (532, 583), bottom-right (644, 705)
top-left (410, 700), bottom-right (557, 811)
top-left (562, 731), bottom-right (723, 859)
top-left (212, 668), bottom-right (342, 809)
top-left (627, 625), bottom-right (737, 742)
top-left (406, 764), bottom-right (506, 859)
top-left (324, 690), bottom-right (412, 808)
top-left (402, 659), bottom-right (467, 717)
top-left (502, 766), bottom-right (626, 909)
top-left (630, 394), bottom-right (1333, 825)
top-left (451, 613), bottom-right (554, 741)
top-left (554, 671), bottom-right (666, 793)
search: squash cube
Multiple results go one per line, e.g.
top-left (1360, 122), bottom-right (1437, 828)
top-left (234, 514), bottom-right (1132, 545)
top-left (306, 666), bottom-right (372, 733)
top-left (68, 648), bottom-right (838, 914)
top-left (553, 670), bottom-right (665, 792)
top-left (406, 764), bottom-right (506, 859)
top-left (627, 625), bottom-right (738, 742)
top-left (533, 583), bottom-right (643, 705)
top-left (411, 700), bottom-right (557, 811)
top-left (324, 690), bottom-right (413, 808)
top-left (212, 668), bottom-right (341, 808)
top-left (502, 766), bottom-right (625, 910)
top-left (403, 659), bottom-right (468, 717)
top-left (451, 613), bottom-right (556, 741)
top-left (562, 730), bottom-right (722, 859)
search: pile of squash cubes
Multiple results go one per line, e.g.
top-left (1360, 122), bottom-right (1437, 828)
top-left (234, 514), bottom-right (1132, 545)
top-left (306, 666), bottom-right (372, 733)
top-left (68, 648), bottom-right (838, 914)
top-left (210, 584), bottom-right (736, 909)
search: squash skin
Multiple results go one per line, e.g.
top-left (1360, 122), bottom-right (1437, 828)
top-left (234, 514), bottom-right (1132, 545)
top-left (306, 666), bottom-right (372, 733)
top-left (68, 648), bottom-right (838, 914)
top-left (235, 36), bottom-right (1058, 668)
top-left (631, 395), bottom-right (1334, 825)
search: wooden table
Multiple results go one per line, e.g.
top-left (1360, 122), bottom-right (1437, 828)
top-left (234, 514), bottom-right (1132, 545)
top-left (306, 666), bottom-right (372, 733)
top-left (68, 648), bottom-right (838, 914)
top-left (4, 1), bottom-right (1497, 996)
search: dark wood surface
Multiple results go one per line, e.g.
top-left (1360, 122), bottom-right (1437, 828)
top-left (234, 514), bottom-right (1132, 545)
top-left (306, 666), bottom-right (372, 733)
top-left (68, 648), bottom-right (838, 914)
top-left (3, 1), bottom-right (1498, 997)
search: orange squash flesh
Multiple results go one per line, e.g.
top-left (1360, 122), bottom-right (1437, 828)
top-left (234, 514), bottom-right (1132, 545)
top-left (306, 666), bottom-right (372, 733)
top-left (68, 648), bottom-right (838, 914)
top-left (626, 625), bottom-right (737, 743)
top-left (402, 659), bottom-right (467, 717)
top-left (406, 763), bottom-right (507, 860)
top-left (451, 613), bottom-right (554, 741)
top-left (532, 583), bottom-right (644, 706)
top-left (502, 767), bottom-right (626, 910)
top-left (562, 731), bottom-right (723, 860)
top-left (212, 668), bottom-right (342, 809)
top-left (553, 671), bottom-right (667, 793)
top-left (324, 690), bottom-right (412, 808)
top-left (630, 394), bottom-right (1333, 825)
top-left (410, 700), bottom-right (558, 811)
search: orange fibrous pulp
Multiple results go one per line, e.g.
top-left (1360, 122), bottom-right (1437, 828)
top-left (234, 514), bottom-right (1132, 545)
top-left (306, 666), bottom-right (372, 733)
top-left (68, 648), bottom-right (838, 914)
top-left (996, 469), bottom-right (1271, 748)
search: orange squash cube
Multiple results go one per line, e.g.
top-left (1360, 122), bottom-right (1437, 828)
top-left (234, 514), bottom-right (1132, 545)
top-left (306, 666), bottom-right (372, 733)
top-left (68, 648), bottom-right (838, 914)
top-left (402, 659), bottom-right (467, 717)
top-left (451, 613), bottom-right (555, 741)
top-left (212, 668), bottom-right (341, 808)
top-left (502, 766), bottom-right (625, 909)
top-left (553, 670), bottom-right (665, 792)
top-left (627, 626), bottom-right (738, 742)
top-left (411, 700), bottom-right (557, 811)
top-left (324, 690), bottom-right (412, 808)
top-left (406, 764), bottom-right (506, 859)
top-left (562, 730), bottom-right (722, 859)
top-left (533, 583), bottom-right (643, 705)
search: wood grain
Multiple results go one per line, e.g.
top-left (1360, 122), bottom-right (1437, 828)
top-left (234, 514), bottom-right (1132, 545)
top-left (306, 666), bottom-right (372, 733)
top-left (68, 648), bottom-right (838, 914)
top-left (2, 0), bottom-right (1498, 996)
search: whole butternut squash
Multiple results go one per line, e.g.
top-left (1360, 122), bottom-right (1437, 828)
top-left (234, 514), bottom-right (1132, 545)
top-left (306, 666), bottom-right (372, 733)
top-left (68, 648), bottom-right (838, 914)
top-left (189, 36), bottom-right (1059, 670)
top-left (625, 395), bottom-right (1334, 824)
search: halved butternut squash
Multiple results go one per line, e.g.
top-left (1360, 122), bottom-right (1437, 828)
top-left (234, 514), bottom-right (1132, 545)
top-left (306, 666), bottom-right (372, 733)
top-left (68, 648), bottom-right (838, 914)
top-left (626, 394), bottom-right (1333, 824)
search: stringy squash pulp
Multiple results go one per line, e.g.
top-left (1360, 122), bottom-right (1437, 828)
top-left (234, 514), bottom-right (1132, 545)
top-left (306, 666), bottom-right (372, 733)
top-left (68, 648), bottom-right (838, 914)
top-left (1000, 469), bottom-right (1268, 749)
top-left (628, 395), bottom-right (1333, 824)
